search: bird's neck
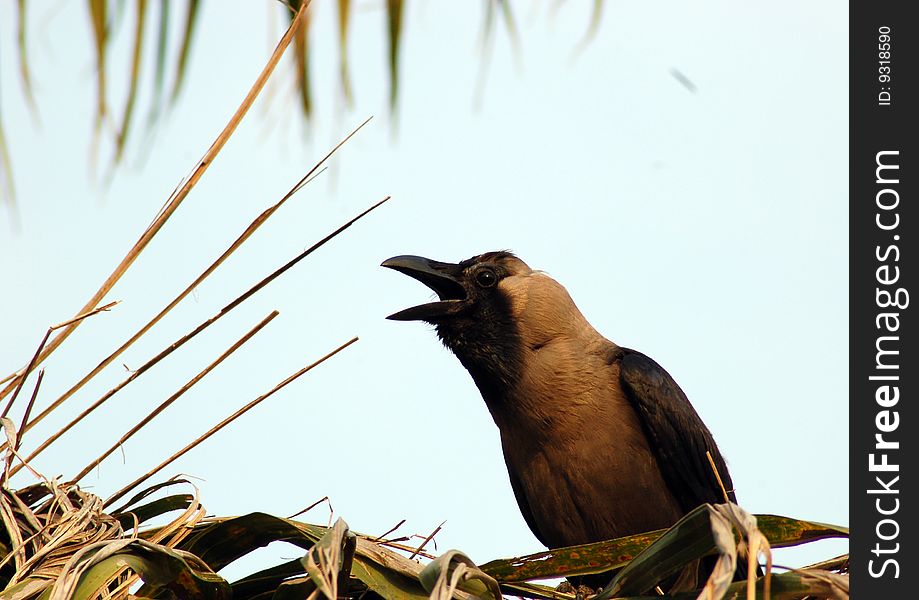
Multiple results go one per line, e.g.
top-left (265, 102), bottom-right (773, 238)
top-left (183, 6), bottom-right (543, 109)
top-left (439, 328), bottom-right (570, 434)
top-left (436, 325), bottom-right (522, 406)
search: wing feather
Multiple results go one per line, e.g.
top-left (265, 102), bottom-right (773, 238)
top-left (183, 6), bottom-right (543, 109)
top-left (618, 348), bottom-right (736, 511)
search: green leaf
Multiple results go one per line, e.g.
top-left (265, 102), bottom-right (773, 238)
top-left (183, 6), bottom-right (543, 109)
top-left (420, 550), bottom-right (503, 600)
top-left (571, 0), bottom-right (604, 57)
top-left (87, 0), bottom-right (107, 126)
top-left (480, 512), bottom-right (847, 583)
top-left (0, 577), bottom-right (49, 600)
top-left (113, 0), bottom-right (148, 165)
top-left (337, 0), bottom-right (353, 104)
top-left (302, 518), bottom-right (352, 599)
top-left (496, 0), bottom-right (521, 51)
top-left (269, 576), bottom-right (315, 600)
top-left (150, 0), bottom-right (170, 116)
top-left (112, 493), bottom-right (195, 530)
top-left (349, 556), bottom-right (430, 600)
top-left (350, 538), bottom-right (478, 600)
top-left (595, 504), bottom-right (726, 599)
top-left (610, 570), bottom-right (849, 600)
top-left (0, 119), bottom-right (17, 228)
top-left (385, 0), bottom-right (403, 111)
top-left (46, 538), bottom-right (230, 600)
top-left (231, 558), bottom-right (307, 598)
top-left (756, 514), bottom-right (849, 547)
top-left (290, 1), bottom-right (313, 118)
top-left (480, 529), bottom-right (663, 582)
top-left (16, 0), bottom-right (36, 113)
top-left (180, 515), bottom-right (483, 600)
top-left (109, 477), bottom-right (195, 514)
top-left (180, 513), bottom-right (325, 571)
top-left (81, 0), bottom-right (108, 174)
top-left (169, 0), bottom-right (200, 103)
top-left (499, 581), bottom-right (577, 600)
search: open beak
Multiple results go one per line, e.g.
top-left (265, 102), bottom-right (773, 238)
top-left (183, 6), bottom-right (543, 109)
top-left (381, 255), bottom-right (467, 321)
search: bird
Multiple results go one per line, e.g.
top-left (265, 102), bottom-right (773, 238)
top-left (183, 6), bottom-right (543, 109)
top-left (381, 250), bottom-right (744, 592)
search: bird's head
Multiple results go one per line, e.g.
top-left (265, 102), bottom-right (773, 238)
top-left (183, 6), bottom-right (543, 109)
top-left (382, 250), bottom-right (598, 410)
top-left (381, 251), bottom-right (535, 385)
top-left (381, 251), bottom-right (530, 323)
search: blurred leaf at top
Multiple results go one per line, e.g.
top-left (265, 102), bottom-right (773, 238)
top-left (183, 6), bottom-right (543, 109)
top-left (0, 0), bottom-right (605, 217)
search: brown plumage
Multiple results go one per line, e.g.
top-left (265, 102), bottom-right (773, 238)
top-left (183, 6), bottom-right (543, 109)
top-left (382, 251), bottom-right (742, 590)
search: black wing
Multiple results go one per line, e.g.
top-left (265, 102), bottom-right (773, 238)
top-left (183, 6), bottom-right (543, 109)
top-left (618, 348), bottom-right (737, 512)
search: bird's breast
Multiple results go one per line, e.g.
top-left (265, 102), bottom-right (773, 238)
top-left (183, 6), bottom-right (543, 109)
top-left (495, 343), bottom-right (685, 547)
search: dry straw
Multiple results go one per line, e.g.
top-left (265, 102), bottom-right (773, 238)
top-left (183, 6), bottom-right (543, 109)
top-left (0, 0), bottom-right (312, 403)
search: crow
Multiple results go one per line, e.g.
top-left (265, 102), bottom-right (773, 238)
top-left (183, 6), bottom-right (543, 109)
top-left (382, 251), bottom-right (746, 592)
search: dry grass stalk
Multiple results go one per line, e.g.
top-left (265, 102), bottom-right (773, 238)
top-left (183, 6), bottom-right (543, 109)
top-left (10, 195), bottom-right (386, 478)
top-left (1, 482), bottom-right (118, 590)
top-left (0, 0), bottom-right (312, 403)
top-left (0, 476), bottom-right (207, 600)
top-left (303, 518), bottom-right (350, 600)
top-left (218, 195), bottom-right (390, 315)
top-left (373, 518), bottom-right (406, 542)
top-left (2, 417), bottom-right (218, 600)
top-left (378, 540), bottom-right (437, 561)
top-left (409, 520), bottom-right (445, 560)
top-left (13, 370), bottom-right (43, 456)
top-left (2, 370), bottom-right (44, 483)
top-left (11, 117), bottom-right (370, 449)
top-left (787, 568), bottom-right (849, 600)
top-left (801, 554), bottom-right (848, 573)
top-left (70, 310), bottom-right (281, 484)
top-left (706, 450), bottom-right (731, 505)
top-left (288, 496), bottom-right (332, 521)
top-left (105, 486), bottom-right (208, 598)
top-left (104, 335), bottom-right (359, 508)
top-left (0, 302), bottom-right (118, 424)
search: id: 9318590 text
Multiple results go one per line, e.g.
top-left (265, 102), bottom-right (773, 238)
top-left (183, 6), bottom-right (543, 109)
top-left (877, 26), bottom-right (892, 106)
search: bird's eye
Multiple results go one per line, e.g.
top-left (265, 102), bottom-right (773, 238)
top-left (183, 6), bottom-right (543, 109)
top-left (475, 268), bottom-right (498, 288)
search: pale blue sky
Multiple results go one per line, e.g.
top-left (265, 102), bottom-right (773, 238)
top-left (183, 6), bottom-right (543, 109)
top-left (1, 0), bottom-right (847, 580)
